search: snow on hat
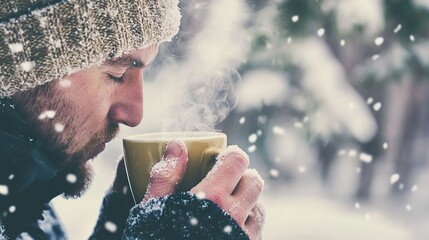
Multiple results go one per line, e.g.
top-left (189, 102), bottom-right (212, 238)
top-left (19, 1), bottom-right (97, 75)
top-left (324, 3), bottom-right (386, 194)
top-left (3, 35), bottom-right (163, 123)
top-left (0, 0), bottom-right (181, 98)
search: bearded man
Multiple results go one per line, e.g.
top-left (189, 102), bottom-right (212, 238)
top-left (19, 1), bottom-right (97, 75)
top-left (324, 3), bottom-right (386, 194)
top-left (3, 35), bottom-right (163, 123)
top-left (0, 0), bottom-right (264, 239)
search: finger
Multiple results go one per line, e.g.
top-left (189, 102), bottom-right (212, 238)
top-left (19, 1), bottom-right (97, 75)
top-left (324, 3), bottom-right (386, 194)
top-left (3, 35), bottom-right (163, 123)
top-left (244, 204), bottom-right (265, 240)
top-left (192, 146), bottom-right (249, 198)
top-left (232, 169), bottom-right (264, 213)
top-left (143, 140), bottom-right (188, 202)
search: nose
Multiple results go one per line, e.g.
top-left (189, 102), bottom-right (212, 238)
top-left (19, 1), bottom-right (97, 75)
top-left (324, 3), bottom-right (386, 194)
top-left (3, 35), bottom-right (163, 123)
top-left (108, 71), bottom-right (144, 127)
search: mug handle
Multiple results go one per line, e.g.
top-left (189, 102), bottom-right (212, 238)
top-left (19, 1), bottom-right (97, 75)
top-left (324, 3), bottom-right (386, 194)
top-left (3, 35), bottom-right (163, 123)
top-left (200, 147), bottom-right (222, 179)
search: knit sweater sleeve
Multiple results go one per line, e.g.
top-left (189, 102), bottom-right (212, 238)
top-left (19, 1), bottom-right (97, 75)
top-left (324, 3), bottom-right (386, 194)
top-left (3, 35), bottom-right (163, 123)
top-left (90, 191), bottom-right (249, 240)
top-left (123, 192), bottom-right (249, 240)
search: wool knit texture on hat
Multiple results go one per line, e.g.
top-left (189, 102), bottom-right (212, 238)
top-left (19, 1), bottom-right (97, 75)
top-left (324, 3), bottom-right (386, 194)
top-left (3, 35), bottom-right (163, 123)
top-left (0, 0), bottom-right (181, 98)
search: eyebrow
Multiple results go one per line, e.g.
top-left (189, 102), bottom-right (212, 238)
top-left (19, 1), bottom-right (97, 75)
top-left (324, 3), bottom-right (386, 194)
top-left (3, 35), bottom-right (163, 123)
top-left (104, 55), bottom-right (146, 69)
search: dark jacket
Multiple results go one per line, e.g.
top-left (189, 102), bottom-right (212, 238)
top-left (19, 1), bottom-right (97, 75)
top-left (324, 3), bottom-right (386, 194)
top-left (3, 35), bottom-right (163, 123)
top-left (0, 98), bottom-right (249, 240)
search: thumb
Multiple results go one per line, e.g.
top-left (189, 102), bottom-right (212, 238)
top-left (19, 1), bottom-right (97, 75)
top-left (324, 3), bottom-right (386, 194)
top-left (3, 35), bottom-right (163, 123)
top-left (143, 140), bottom-right (188, 202)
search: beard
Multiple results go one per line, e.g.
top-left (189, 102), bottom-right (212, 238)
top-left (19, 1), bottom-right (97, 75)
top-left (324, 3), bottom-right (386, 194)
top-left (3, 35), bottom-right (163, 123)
top-left (12, 80), bottom-right (119, 199)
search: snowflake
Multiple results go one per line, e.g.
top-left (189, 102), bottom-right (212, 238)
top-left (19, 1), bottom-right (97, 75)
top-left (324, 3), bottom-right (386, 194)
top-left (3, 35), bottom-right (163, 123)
top-left (374, 37), bottom-right (384, 46)
top-left (54, 123), bottom-right (65, 133)
top-left (359, 153), bottom-right (373, 163)
top-left (390, 174), bottom-right (400, 185)
top-left (291, 15), bottom-right (299, 23)
top-left (392, 24), bottom-right (402, 34)
top-left (0, 185), bottom-right (9, 195)
top-left (104, 221), bottom-right (117, 233)
top-left (317, 28), bottom-right (325, 37)
top-left (66, 174), bottom-right (77, 184)
top-left (8, 43), bottom-right (24, 54)
top-left (223, 225), bottom-right (232, 234)
top-left (272, 126), bottom-right (285, 135)
top-left (239, 117), bottom-right (246, 124)
top-left (195, 191), bottom-right (206, 200)
top-left (189, 217), bottom-right (198, 226)
top-left (248, 134), bottom-right (257, 143)
top-left (20, 61), bottom-right (35, 72)
top-left (269, 169), bottom-right (279, 178)
top-left (9, 206), bottom-right (16, 213)
top-left (247, 145), bottom-right (257, 153)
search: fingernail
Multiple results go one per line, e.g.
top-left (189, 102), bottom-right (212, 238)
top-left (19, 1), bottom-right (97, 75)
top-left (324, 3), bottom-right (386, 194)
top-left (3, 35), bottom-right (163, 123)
top-left (164, 140), bottom-right (184, 159)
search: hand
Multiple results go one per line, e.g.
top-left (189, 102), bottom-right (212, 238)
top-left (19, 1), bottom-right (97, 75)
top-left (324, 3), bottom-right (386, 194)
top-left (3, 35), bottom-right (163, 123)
top-left (111, 140), bottom-right (188, 200)
top-left (142, 140), bottom-right (189, 202)
top-left (191, 146), bottom-right (265, 240)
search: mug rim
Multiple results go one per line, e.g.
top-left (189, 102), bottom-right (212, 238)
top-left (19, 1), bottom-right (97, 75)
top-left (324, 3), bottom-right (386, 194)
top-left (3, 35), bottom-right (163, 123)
top-left (123, 131), bottom-right (226, 142)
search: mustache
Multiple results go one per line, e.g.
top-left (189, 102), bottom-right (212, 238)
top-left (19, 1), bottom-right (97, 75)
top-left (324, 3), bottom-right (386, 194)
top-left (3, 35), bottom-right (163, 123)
top-left (94, 122), bottom-right (120, 144)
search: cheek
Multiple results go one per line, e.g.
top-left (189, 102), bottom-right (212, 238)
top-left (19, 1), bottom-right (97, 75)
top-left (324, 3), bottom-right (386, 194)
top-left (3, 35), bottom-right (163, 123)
top-left (61, 75), bottom-right (114, 131)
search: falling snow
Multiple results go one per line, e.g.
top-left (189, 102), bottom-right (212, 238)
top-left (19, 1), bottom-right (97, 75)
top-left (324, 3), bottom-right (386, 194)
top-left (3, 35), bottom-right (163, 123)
top-left (394, 24), bottom-right (402, 33)
top-left (367, 97), bottom-right (374, 104)
top-left (104, 221), bottom-right (117, 233)
top-left (410, 35), bottom-right (415, 42)
top-left (8, 174), bottom-right (14, 180)
top-left (294, 122), bottom-right (303, 128)
top-left (54, 123), bottom-right (65, 132)
top-left (291, 15), bottom-right (299, 22)
top-left (340, 39), bottom-right (346, 46)
top-left (239, 117), bottom-right (246, 124)
top-left (20, 61), bottom-right (35, 72)
top-left (383, 142), bottom-right (389, 149)
top-left (248, 145), bottom-right (257, 153)
top-left (372, 54), bottom-right (380, 61)
top-left (195, 191), bottom-right (206, 200)
top-left (223, 225), bottom-right (232, 233)
top-left (390, 174), bottom-right (400, 185)
top-left (190, 217), bottom-right (199, 226)
top-left (355, 202), bottom-right (361, 209)
top-left (411, 185), bottom-right (418, 192)
top-left (0, 185), bottom-right (9, 195)
top-left (374, 37), bottom-right (384, 46)
top-left (348, 149), bottom-right (357, 157)
top-left (66, 173), bottom-right (77, 184)
top-left (248, 133), bottom-right (258, 143)
top-left (9, 206), bottom-right (16, 213)
top-left (270, 169), bottom-right (279, 178)
top-left (317, 28), bottom-right (325, 37)
top-left (39, 110), bottom-right (56, 120)
top-left (59, 79), bottom-right (72, 88)
top-left (359, 153), bottom-right (373, 163)
top-left (337, 149), bottom-right (346, 156)
top-left (272, 126), bottom-right (285, 135)
top-left (405, 204), bottom-right (412, 211)
top-left (373, 102), bottom-right (382, 111)
top-left (8, 43), bottom-right (24, 54)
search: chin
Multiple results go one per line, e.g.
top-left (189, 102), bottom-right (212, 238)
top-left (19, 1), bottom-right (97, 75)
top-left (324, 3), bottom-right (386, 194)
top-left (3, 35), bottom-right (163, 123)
top-left (61, 161), bottom-right (94, 199)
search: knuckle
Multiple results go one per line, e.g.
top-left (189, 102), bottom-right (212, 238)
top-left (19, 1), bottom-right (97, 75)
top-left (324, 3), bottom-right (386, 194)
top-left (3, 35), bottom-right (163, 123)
top-left (207, 187), bottom-right (227, 206)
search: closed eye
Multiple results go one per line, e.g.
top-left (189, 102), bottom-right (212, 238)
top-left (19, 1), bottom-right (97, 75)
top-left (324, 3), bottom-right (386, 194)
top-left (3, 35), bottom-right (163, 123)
top-left (107, 74), bottom-right (125, 84)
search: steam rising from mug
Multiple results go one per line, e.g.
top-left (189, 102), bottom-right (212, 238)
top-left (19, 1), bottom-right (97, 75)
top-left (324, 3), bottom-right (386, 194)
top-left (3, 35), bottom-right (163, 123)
top-left (161, 68), bottom-right (241, 131)
top-left (137, 0), bottom-right (250, 133)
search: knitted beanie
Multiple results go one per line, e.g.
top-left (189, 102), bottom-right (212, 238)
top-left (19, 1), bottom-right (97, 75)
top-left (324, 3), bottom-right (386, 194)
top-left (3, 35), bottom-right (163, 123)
top-left (0, 0), bottom-right (181, 98)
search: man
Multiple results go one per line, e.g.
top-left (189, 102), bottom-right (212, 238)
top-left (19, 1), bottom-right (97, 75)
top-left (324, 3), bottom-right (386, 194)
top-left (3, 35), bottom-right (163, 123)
top-left (0, 0), bottom-right (264, 239)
